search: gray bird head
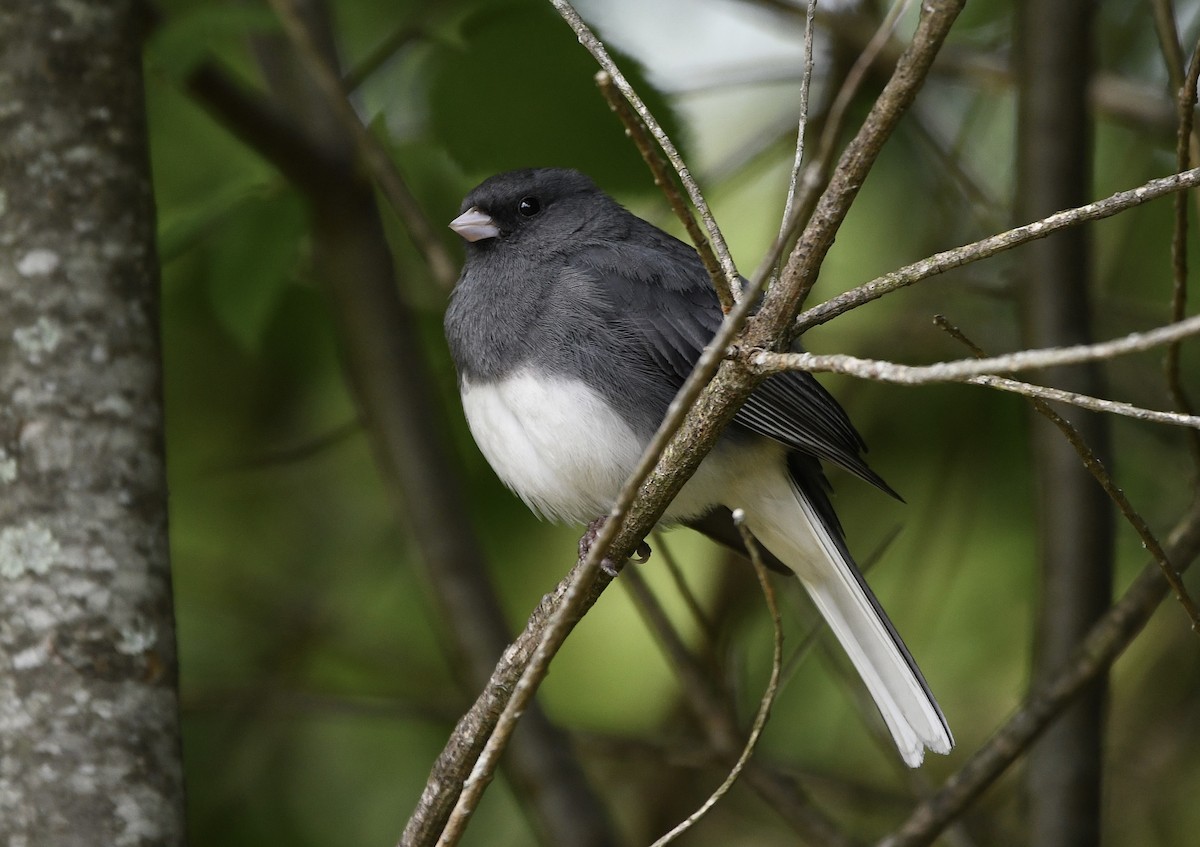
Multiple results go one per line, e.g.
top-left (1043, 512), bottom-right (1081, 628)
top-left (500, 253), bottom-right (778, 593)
top-left (449, 168), bottom-right (612, 254)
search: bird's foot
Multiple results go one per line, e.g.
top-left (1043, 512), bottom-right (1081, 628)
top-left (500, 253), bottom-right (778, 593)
top-left (579, 517), bottom-right (652, 577)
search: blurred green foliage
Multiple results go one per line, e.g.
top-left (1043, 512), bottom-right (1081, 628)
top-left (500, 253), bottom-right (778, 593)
top-left (145, 0), bottom-right (1200, 845)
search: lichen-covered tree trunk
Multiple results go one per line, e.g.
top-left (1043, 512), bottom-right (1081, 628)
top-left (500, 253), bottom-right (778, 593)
top-left (0, 3), bottom-right (186, 845)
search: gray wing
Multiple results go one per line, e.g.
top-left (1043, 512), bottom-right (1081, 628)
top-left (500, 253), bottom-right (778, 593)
top-left (570, 224), bottom-right (898, 499)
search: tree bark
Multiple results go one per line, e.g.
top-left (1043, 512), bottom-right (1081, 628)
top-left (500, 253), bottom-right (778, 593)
top-left (0, 3), bottom-right (186, 846)
top-left (1015, 2), bottom-right (1113, 845)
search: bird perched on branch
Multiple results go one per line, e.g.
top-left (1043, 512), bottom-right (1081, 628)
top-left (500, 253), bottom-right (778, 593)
top-left (444, 167), bottom-right (952, 767)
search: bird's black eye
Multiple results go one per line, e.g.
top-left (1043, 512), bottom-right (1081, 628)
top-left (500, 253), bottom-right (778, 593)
top-left (517, 196), bottom-right (542, 217)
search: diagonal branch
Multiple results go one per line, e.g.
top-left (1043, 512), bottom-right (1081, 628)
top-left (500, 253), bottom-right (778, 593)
top-left (930, 316), bottom-right (1200, 632)
top-left (752, 311), bottom-right (1200, 405)
top-left (795, 167), bottom-right (1200, 334)
top-left (951, 375), bottom-right (1197, 429)
top-left (264, 0), bottom-right (458, 288)
top-left (877, 499), bottom-right (1200, 847)
top-left (621, 556), bottom-right (856, 846)
top-left (1167, 35), bottom-right (1200, 472)
top-left (648, 513), bottom-right (785, 847)
top-left (595, 71), bottom-right (728, 299)
top-left (182, 3), bottom-right (615, 844)
top-left (549, 0), bottom-right (741, 310)
top-left (779, 0), bottom-right (820, 240)
top-left (750, 0), bottom-right (968, 338)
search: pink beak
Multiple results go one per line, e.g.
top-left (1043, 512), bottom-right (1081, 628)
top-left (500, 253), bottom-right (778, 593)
top-left (449, 207), bottom-right (501, 242)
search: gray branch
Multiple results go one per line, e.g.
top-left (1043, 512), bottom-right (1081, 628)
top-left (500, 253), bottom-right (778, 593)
top-left (750, 312), bottom-right (1200, 429)
top-left (794, 167), bottom-right (1200, 333)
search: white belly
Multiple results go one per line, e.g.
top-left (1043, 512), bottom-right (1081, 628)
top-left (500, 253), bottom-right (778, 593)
top-left (461, 371), bottom-right (646, 523)
top-left (460, 370), bottom-right (783, 525)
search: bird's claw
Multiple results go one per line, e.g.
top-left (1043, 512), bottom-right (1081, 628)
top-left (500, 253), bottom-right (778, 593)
top-left (578, 517), bottom-right (651, 576)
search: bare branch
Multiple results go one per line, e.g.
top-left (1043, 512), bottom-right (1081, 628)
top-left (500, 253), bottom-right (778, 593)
top-left (649, 531), bottom-right (717, 640)
top-left (649, 512), bottom-right (783, 846)
top-left (763, 313), bottom-right (1200, 383)
top-left (549, 0), bottom-right (742, 309)
top-left (780, 0), bottom-right (819, 239)
top-left (595, 71), bottom-right (729, 305)
top-left (264, 0), bottom-right (458, 289)
top-left (932, 316), bottom-right (1200, 633)
top-left (779, 0), bottom-right (917, 270)
top-left (813, 0), bottom-right (914, 197)
top-left (621, 553), bottom-right (855, 845)
top-left (959, 375), bottom-right (1200, 429)
top-left (1150, 0), bottom-right (1188, 94)
top-left (412, 558), bottom-right (617, 847)
top-left (748, 0), bottom-right (968, 339)
top-left (877, 500), bottom-right (1200, 847)
top-left (795, 167), bottom-right (1200, 334)
top-left (1168, 36), bottom-right (1200, 471)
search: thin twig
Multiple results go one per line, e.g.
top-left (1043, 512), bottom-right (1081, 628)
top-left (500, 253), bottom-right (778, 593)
top-left (620, 566), bottom-right (731, 744)
top-left (427, 558), bottom-right (617, 847)
top-left (1167, 37), bottom-right (1200, 471)
top-left (749, 0), bottom-right (968, 339)
top-left (621, 559), bottom-right (856, 845)
top-left (932, 315), bottom-right (1200, 633)
top-left (766, 313), bottom-right (1200, 381)
top-left (549, 0), bottom-right (742, 309)
top-left (877, 499), bottom-right (1200, 847)
top-left (595, 71), bottom-right (728, 305)
top-left (1150, 0), bottom-right (1187, 94)
top-left (814, 0), bottom-right (914, 184)
top-left (649, 513), bottom-right (784, 846)
top-left (264, 0), bottom-right (458, 289)
top-left (1027, 399), bottom-right (1200, 630)
top-left (780, 0), bottom-right (915, 267)
top-left (752, 313), bottom-right (1200, 430)
top-left (793, 166), bottom-right (1200, 334)
top-left (780, 0), bottom-right (820, 239)
top-left (1148, 0), bottom-right (1200, 240)
top-left (964, 375), bottom-right (1199, 428)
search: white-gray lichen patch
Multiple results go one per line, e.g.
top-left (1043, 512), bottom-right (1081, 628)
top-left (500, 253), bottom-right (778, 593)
top-left (15, 248), bottom-right (60, 277)
top-left (0, 449), bottom-right (17, 484)
top-left (0, 522), bottom-right (62, 578)
top-left (93, 393), bottom-right (133, 418)
top-left (115, 617), bottom-right (157, 656)
top-left (11, 639), bottom-right (51, 671)
top-left (62, 144), bottom-right (99, 165)
top-left (114, 786), bottom-right (170, 847)
top-left (12, 316), bottom-right (62, 363)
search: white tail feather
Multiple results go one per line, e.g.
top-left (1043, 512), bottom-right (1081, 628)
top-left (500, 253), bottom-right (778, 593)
top-left (736, 469), bottom-right (953, 767)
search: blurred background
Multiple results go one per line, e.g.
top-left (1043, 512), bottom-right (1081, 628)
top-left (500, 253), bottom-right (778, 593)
top-left (144, 0), bottom-right (1200, 844)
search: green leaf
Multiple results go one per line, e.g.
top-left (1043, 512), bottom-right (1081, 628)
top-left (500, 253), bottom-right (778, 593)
top-left (146, 5), bottom-right (280, 83)
top-left (426, 0), bottom-right (685, 193)
top-left (204, 190), bottom-right (307, 354)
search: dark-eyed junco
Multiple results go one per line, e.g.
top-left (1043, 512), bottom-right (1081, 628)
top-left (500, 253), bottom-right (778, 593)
top-left (444, 168), bottom-right (952, 767)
